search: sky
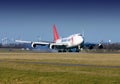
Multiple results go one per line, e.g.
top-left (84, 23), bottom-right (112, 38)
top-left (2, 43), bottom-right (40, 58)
top-left (0, 0), bottom-right (120, 43)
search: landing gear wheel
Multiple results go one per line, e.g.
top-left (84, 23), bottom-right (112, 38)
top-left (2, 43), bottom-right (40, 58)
top-left (76, 49), bottom-right (80, 52)
top-left (63, 50), bottom-right (66, 52)
top-left (58, 50), bottom-right (62, 52)
top-left (68, 49), bottom-right (72, 52)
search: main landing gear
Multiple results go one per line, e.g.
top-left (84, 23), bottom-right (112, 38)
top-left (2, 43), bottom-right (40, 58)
top-left (75, 45), bottom-right (81, 52)
top-left (57, 45), bottom-right (82, 52)
top-left (58, 49), bottom-right (72, 52)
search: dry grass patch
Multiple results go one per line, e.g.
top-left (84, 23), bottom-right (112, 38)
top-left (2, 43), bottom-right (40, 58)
top-left (0, 53), bottom-right (120, 66)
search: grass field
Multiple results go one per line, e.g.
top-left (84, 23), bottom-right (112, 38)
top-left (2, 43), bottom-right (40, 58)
top-left (0, 52), bottom-right (120, 84)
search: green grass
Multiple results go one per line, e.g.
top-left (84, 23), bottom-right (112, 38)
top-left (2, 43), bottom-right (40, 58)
top-left (0, 53), bottom-right (120, 84)
top-left (0, 63), bottom-right (120, 84)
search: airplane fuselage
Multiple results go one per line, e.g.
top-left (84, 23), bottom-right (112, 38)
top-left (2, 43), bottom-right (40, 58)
top-left (52, 33), bottom-right (84, 50)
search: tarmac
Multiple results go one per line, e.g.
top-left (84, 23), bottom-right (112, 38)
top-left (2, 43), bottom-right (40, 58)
top-left (1, 60), bottom-right (120, 68)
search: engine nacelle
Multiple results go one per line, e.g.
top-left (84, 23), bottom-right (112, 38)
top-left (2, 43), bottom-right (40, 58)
top-left (49, 44), bottom-right (55, 49)
top-left (31, 42), bottom-right (36, 48)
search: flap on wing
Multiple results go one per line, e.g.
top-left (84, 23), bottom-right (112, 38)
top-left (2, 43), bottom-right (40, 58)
top-left (51, 43), bottom-right (68, 46)
top-left (16, 40), bottom-right (50, 45)
top-left (33, 42), bottom-right (49, 45)
top-left (15, 40), bottom-right (32, 43)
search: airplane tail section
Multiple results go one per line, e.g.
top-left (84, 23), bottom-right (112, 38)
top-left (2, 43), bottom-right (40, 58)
top-left (53, 24), bottom-right (59, 42)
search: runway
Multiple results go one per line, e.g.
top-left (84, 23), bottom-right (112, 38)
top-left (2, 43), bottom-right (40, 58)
top-left (1, 60), bottom-right (120, 69)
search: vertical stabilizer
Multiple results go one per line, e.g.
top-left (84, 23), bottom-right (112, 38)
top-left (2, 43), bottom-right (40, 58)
top-left (53, 24), bottom-right (59, 42)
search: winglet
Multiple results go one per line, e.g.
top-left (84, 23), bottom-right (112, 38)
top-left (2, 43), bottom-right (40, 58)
top-left (53, 24), bottom-right (59, 42)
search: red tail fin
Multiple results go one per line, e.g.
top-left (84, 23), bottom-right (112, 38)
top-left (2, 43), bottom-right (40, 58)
top-left (53, 24), bottom-right (59, 42)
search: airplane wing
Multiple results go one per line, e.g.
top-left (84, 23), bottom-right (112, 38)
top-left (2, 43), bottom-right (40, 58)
top-left (16, 40), bottom-right (68, 46)
top-left (32, 41), bottom-right (50, 45)
top-left (51, 43), bottom-right (68, 46)
top-left (15, 40), bottom-right (32, 43)
top-left (49, 42), bottom-right (69, 49)
top-left (16, 40), bottom-right (68, 49)
top-left (16, 40), bottom-right (50, 47)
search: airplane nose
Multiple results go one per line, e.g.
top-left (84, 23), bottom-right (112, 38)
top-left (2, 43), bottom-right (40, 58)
top-left (80, 36), bottom-right (84, 42)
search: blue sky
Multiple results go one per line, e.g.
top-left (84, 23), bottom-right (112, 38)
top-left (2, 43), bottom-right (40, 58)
top-left (0, 0), bottom-right (120, 43)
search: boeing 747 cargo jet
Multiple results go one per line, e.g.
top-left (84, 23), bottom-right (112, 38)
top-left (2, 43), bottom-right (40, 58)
top-left (16, 24), bottom-right (84, 52)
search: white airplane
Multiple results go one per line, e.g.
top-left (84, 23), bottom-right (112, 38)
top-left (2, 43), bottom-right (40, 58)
top-left (16, 24), bottom-right (84, 52)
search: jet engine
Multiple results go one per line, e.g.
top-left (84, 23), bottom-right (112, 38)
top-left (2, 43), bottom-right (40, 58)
top-left (49, 44), bottom-right (55, 49)
top-left (31, 42), bottom-right (36, 48)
